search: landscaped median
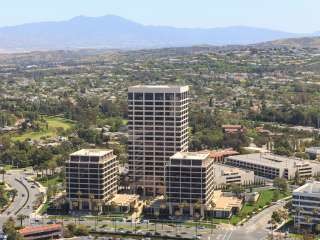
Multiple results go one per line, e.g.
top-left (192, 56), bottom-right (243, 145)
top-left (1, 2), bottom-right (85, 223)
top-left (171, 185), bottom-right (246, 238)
top-left (0, 182), bottom-right (16, 213)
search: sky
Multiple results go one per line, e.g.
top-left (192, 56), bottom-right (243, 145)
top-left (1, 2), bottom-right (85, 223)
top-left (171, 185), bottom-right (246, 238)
top-left (0, 0), bottom-right (319, 33)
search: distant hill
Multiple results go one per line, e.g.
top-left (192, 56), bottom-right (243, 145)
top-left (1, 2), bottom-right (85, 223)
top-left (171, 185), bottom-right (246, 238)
top-left (255, 36), bottom-right (320, 49)
top-left (0, 15), bottom-right (313, 52)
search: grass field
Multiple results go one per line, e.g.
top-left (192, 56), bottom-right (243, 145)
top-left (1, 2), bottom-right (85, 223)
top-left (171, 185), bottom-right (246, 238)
top-left (12, 116), bottom-right (75, 141)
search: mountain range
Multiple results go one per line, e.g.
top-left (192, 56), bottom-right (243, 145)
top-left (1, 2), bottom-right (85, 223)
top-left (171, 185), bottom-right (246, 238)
top-left (0, 15), bottom-right (319, 52)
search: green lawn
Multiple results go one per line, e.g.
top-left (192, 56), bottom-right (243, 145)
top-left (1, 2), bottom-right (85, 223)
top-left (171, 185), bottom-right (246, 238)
top-left (12, 116), bottom-right (74, 141)
top-left (230, 189), bottom-right (289, 225)
top-left (36, 174), bottom-right (63, 188)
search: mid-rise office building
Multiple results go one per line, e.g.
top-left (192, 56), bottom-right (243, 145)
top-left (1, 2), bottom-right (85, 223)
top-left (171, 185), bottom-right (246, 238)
top-left (292, 181), bottom-right (320, 231)
top-left (225, 153), bottom-right (320, 180)
top-left (66, 149), bottom-right (118, 212)
top-left (128, 85), bottom-right (189, 196)
top-left (213, 163), bottom-right (255, 187)
top-left (165, 152), bottom-right (215, 217)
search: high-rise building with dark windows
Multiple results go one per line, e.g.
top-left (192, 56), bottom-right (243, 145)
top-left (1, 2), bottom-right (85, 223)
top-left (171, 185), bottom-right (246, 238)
top-left (128, 85), bottom-right (189, 196)
top-left (66, 149), bottom-right (118, 212)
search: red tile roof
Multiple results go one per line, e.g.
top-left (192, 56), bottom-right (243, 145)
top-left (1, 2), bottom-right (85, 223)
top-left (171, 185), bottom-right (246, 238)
top-left (199, 148), bottom-right (239, 159)
top-left (19, 224), bottom-right (62, 236)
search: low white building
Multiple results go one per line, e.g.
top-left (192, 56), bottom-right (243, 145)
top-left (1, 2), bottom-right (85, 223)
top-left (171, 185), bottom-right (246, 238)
top-left (213, 163), bottom-right (255, 187)
top-left (306, 147), bottom-right (320, 160)
top-left (225, 153), bottom-right (320, 180)
top-left (292, 181), bottom-right (320, 232)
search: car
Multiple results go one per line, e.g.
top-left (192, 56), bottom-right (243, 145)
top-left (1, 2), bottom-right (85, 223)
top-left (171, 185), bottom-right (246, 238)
top-left (31, 185), bottom-right (36, 188)
top-left (145, 232), bottom-right (152, 237)
top-left (22, 194), bottom-right (25, 197)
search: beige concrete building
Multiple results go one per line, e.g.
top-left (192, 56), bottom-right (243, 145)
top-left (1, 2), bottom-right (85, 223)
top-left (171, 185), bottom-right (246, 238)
top-left (213, 163), bottom-right (255, 188)
top-left (225, 153), bottom-right (320, 180)
top-left (106, 194), bottom-right (140, 213)
top-left (165, 152), bottom-right (215, 217)
top-left (128, 85), bottom-right (189, 196)
top-left (66, 149), bottom-right (118, 212)
top-left (209, 191), bottom-right (243, 218)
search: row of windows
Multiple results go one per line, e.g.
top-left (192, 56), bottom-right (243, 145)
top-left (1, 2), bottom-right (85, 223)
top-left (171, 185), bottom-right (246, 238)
top-left (128, 92), bottom-right (188, 101)
top-left (129, 106), bottom-right (187, 111)
top-left (128, 110), bottom-right (187, 116)
top-left (128, 101), bottom-right (187, 106)
top-left (128, 121), bottom-right (188, 126)
top-left (293, 195), bottom-right (320, 201)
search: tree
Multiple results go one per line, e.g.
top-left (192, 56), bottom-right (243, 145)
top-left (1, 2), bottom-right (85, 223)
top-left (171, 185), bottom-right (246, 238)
top-left (273, 177), bottom-right (288, 193)
top-left (0, 168), bottom-right (6, 183)
top-left (74, 225), bottom-right (89, 236)
top-left (272, 189), bottom-right (280, 202)
top-left (294, 170), bottom-right (301, 185)
top-left (315, 224), bottom-right (320, 234)
top-left (16, 214), bottom-right (28, 227)
top-left (230, 184), bottom-right (244, 197)
top-left (271, 211), bottom-right (282, 223)
top-left (3, 217), bottom-right (23, 240)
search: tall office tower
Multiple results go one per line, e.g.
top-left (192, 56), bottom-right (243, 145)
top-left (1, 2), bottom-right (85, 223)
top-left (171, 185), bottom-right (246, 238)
top-left (66, 149), bottom-right (118, 212)
top-left (128, 85), bottom-right (189, 196)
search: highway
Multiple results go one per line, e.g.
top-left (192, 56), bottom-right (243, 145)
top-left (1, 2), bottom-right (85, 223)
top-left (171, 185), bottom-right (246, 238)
top-left (0, 170), bottom-right (41, 227)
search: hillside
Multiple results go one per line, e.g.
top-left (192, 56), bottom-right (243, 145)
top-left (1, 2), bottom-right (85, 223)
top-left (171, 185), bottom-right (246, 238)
top-left (256, 36), bottom-right (320, 49)
top-left (0, 15), bottom-right (307, 52)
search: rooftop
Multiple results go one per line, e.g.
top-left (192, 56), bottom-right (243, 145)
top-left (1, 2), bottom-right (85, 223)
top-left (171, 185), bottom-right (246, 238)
top-left (210, 191), bottom-right (243, 211)
top-left (70, 149), bottom-right (113, 157)
top-left (128, 85), bottom-right (189, 93)
top-left (227, 153), bottom-right (312, 169)
top-left (200, 148), bottom-right (239, 159)
top-left (306, 147), bottom-right (320, 154)
top-left (107, 194), bottom-right (140, 206)
top-left (170, 152), bottom-right (209, 161)
top-left (19, 224), bottom-right (62, 235)
top-left (213, 163), bottom-right (253, 175)
top-left (293, 181), bottom-right (320, 194)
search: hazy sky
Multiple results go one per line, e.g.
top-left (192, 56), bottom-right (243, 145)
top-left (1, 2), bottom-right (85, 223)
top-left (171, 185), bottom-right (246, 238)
top-left (0, 0), bottom-right (319, 33)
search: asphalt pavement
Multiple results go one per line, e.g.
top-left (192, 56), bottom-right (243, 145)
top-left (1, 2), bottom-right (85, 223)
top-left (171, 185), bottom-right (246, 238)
top-left (0, 170), bottom-right (41, 227)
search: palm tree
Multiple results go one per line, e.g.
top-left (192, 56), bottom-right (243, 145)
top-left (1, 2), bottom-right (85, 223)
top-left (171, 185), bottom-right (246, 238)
top-left (0, 168), bottom-right (6, 183)
top-left (305, 216), bottom-right (313, 233)
top-left (16, 214), bottom-right (28, 227)
top-left (174, 210), bottom-right (181, 235)
top-left (154, 210), bottom-right (160, 234)
top-left (194, 212), bottom-right (200, 237)
top-left (77, 190), bottom-right (81, 204)
top-left (89, 193), bottom-right (95, 213)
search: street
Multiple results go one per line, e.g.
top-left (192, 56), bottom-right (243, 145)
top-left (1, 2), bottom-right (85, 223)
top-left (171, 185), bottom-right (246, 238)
top-left (35, 200), bottom-right (285, 240)
top-left (0, 170), bottom-right (41, 227)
